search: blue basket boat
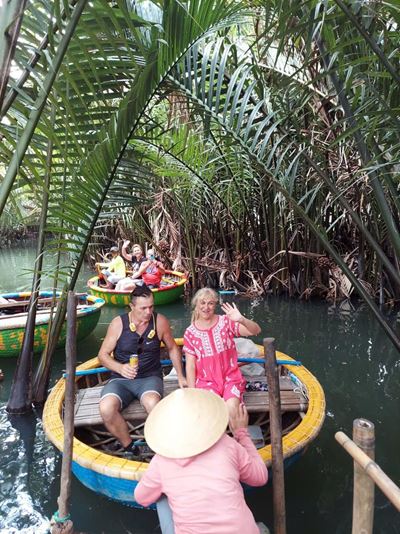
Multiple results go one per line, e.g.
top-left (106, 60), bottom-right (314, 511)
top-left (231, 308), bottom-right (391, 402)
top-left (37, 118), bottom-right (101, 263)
top-left (43, 341), bottom-right (325, 507)
top-left (0, 291), bottom-right (105, 358)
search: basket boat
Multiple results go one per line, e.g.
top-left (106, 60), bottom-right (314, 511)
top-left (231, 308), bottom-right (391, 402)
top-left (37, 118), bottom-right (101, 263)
top-left (0, 291), bottom-right (105, 358)
top-left (43, 340), bottom-right (325, 507)
top-left (87, 270), bottom-right (187, 307)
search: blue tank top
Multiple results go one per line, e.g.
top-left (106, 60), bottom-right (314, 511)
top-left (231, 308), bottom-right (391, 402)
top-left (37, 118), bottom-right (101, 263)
top-left (112, 313), bottom-right (162, 379)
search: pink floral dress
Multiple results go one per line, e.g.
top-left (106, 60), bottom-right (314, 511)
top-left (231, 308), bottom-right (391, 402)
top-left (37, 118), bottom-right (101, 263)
top-left (183, 315), bottom-right (245, 401)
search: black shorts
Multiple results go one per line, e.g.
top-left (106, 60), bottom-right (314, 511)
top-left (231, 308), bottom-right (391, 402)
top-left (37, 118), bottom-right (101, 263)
top-left (100, 376), bottom-right (163, 410)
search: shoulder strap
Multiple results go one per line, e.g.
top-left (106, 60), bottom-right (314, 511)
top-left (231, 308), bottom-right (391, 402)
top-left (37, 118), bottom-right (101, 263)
top-left (120, 313), bottom-right (130, 329)
top-left (153, 312), bottom-right (161, 339)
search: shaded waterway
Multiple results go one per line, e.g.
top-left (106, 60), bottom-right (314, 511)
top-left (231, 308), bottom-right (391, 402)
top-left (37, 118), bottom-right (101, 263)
top-left (0, 244), bottom-right (399, 533)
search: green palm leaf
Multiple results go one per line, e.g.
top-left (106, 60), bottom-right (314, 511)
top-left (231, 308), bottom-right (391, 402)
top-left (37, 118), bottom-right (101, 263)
top-left (165, 33), bottom-right (400, 349)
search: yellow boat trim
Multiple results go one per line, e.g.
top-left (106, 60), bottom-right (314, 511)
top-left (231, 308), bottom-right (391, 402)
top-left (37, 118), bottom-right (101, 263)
top-left (87, 271), bottom-right (188, 295)
top-left (43, 340), bottom-right (325, 481)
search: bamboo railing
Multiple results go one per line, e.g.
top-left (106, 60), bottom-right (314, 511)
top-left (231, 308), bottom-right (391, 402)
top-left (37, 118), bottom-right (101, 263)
top-left (335, 419), bottom-right (400, 534)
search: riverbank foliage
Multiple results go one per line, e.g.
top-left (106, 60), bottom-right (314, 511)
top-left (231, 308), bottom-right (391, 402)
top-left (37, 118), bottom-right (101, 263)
top-left (1, 1), bottom-right (400, 346)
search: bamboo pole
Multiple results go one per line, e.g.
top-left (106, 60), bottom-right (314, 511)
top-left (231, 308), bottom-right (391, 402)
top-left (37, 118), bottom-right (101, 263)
top-left (264, 337), bottom-right (286, 534)
top-left (352, 419), bottom-right (375, 534)
top-left (51, 291), bottom-right (77, 534)
top-left (335, 430), bottom-right (400, 512)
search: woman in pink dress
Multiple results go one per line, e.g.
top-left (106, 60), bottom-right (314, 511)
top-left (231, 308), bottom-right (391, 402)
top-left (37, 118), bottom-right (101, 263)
top-left (183, 288), bottom-right (261, 422)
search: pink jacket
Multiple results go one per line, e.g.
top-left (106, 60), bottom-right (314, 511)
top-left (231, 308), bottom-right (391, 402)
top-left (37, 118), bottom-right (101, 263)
top-left (134, 428), bottom-right (268, 534)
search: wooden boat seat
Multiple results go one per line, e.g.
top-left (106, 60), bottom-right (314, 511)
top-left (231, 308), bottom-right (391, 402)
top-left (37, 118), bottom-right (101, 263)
top-left (73, 376), bottom-right (308, 428)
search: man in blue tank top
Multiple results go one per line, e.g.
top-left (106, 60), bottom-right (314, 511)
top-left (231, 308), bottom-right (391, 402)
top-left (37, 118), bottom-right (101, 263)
top-left (98, 285), bottom-right (186, 455)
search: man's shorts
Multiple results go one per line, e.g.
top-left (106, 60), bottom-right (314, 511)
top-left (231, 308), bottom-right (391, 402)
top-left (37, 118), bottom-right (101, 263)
top-left (100, 376), bottom-right (163, 410)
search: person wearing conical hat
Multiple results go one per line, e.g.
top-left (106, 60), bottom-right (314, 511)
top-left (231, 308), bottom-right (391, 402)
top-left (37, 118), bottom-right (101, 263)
top-left (134, 388), bottom-right (268, 534)
top-left (183, 288), bottom-right (261, 425)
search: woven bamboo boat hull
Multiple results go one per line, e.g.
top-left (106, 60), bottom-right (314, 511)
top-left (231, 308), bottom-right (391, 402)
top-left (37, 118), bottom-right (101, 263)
top-left (87, 271), bottom-right (187, 307)
top-left (0, 292), bottom-right (105, 358)
top-left (43, 341), bottom-right (326, 508)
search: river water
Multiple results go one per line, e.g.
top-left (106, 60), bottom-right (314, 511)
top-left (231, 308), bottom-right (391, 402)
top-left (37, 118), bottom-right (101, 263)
top-left (0, 244), bottom-right (399, 534)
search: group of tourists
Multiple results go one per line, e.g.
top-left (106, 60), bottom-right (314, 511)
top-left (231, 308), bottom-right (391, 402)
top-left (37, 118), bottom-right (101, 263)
top-left (97, 281), bottom-right (267, 533)
top-left (95, 241), bottom-right (165, 290)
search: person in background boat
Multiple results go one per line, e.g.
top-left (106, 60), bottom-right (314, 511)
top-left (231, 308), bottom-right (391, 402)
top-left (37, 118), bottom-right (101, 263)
top-left (130, 248), bottom-right (165, 289)
top-left (98, 285), bottom-right (186, 457)
top-left (134, 388), bottom-right (268, 534)
top-left (95, 246), bottom-right (126, 289)
top-left (115, 241), bottom-right (146, 291)
top-left (122, 240), bottom-right (146, 270)
top-left (183, 287), bottom-right (261, 425)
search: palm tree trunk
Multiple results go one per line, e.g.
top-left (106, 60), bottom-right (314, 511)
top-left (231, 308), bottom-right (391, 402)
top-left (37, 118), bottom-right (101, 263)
top-left (6, 103), bottom-right (55, 414)
top-left (33, 104), bottom-right (68, 406)
top-left (32, 287), bottom-right (68, 407)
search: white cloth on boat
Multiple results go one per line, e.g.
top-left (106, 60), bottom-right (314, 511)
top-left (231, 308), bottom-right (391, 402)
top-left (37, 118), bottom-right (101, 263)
top-left (234, 337), bottom-right (260, 358)
top-left (164, 367), bottom-right (177, 381)
top-left (234, 338), bottom-right (264, 377)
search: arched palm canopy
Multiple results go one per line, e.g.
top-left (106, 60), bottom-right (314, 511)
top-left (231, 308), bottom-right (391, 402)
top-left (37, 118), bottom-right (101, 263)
top-left (0, 0), bottom-right (400, 350)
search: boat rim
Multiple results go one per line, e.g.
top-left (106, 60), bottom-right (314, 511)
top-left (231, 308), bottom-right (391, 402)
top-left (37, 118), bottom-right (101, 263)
top-left (43, 341), bottom-right (325, 481)
top-left (0, 293), bottom-right (105, 331)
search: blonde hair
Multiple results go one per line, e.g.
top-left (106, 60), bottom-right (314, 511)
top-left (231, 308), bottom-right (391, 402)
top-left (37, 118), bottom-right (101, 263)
top-left (191, 288), bottom-right (219, 323)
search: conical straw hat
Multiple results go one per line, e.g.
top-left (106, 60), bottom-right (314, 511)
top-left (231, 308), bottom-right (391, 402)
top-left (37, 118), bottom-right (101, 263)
top-left (144, 388), bottom-right (229, 458)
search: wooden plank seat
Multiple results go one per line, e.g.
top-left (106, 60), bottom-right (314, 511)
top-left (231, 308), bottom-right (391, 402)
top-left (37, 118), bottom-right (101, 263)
top-left (73, 376), bottom-right (308, 428)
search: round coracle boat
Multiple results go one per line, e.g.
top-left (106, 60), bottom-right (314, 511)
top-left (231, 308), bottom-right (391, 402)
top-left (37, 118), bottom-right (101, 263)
top-left (87, 271), bottom-right (187, 307)
top-left (0, 291), bottom-right (105, 358)
top-left (43, 340), bottom-right (325, 507)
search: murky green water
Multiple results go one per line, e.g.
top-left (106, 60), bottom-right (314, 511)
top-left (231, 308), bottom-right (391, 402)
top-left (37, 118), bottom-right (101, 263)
top-left (0, 243), bottom-right (399, 533)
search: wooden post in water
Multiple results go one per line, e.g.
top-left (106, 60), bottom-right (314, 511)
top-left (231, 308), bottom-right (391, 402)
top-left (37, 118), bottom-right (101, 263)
top-left (335, 429), bottom-right (400, 512)
top-left (352, 419), bottom-right (375, 534)
top-left (264, 338), bottom-right (287, 534)
top-left (335, 428), bottom-right (400, 534)
top-left (51, 291), bottom-right (77, 534)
